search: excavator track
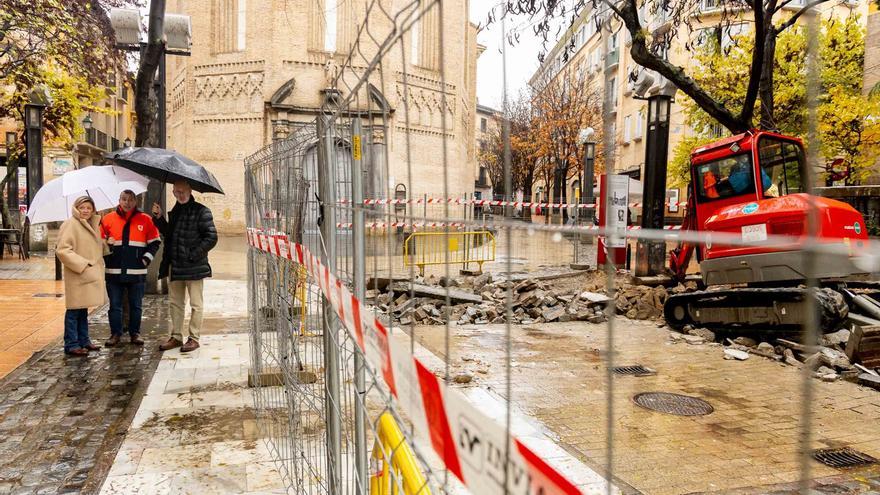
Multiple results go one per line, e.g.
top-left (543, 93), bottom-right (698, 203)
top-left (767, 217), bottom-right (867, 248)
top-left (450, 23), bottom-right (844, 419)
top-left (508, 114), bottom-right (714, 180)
top-left (664, 287), bottom-right (850, 332)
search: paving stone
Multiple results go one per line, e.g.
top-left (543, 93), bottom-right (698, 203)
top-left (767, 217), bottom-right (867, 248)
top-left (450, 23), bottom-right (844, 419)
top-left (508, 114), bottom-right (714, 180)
top-left (0, 297), bottom-right (167, 494)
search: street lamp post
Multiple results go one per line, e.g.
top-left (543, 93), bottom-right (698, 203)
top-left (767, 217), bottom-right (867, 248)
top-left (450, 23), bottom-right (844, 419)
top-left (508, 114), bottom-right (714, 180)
top-left (5, 132), bottom-right (18, 228)
top-left (554, 158), bottom-right (567, 223)
top-left (24, 86), bottom-right (52, 253)
top-left (635, 85), bottom-right (676, 276)
top-left (578, 127), bottom-right (596, 213)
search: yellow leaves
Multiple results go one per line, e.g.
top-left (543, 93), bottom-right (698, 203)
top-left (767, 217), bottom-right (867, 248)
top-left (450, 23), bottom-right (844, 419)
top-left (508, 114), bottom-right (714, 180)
top-left (686, 13), bottom-right (877, 183)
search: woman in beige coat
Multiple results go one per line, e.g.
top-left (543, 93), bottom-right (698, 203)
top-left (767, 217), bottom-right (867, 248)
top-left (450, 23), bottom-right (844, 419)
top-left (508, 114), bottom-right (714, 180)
top-left (56, 196), bottom-right (108, 356)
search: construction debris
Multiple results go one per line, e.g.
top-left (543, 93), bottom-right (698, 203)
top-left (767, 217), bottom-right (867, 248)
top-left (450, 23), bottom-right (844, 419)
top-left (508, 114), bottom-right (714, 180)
top-left (723, 349), bottom-right (750, 361)
top-left (845, 325), bottom-right (880, 368)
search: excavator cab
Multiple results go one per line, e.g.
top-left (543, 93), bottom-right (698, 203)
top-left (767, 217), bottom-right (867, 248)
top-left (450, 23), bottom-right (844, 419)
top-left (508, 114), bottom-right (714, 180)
top-left (689, 130), bottom-right (806, 252)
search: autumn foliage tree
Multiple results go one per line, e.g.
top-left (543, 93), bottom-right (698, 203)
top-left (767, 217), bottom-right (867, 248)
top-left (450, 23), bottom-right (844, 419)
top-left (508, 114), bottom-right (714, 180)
top-left (480, 70), bottom-right (603, 221)
top-left (670, 14), bottom-right (880, 185)
top-left (530, 67), bottom-right (603, 213)
top-left (0, 0), bottom-right (129, 227)
top-left (479, 92), bottom-right (540, 209)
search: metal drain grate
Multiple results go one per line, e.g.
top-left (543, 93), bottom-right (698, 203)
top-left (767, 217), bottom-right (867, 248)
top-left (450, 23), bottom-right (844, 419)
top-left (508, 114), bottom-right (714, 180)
top-left (633, 392), bottom-right (714, 416)
top-left (33, 293), bottom-right (64, 298)
top-left (813, 448), bottom-right (877, 468)
top-left (612, 365), bottom-right (656, 376)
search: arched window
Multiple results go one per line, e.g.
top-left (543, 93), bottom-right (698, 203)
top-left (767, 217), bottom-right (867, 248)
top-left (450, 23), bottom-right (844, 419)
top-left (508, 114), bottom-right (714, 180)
top-left (394, 184), bottom-right (407, 215)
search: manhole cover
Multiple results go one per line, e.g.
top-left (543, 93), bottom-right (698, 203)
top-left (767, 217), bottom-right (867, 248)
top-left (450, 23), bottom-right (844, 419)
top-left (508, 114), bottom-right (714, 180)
top-left (633, 392), bottom-right (714, 416)
top-left (813, 447), bottom-right (877, 468)
top-left (612, 365), bottom-right (656, 376)
top-left (33, 293), bottom-right (64, 298)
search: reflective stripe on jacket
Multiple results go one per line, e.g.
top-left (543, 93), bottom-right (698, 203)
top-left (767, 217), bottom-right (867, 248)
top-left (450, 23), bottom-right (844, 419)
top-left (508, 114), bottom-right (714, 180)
top-left (101, 207), bottom-right (161, 282)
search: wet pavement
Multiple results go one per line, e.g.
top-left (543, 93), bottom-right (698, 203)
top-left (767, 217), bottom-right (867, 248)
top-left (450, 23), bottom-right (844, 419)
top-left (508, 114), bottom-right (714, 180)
top-left (410, 319), bottom-right (880, 495)
top-left (0, 299), bottom-right (167, 494)
top-left (0, 235), bottom-right (251, 494)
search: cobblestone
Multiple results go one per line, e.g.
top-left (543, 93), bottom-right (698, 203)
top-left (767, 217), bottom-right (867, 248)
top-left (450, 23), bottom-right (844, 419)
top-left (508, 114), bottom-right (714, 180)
top-left (0, 296), bottom-right (167, 495)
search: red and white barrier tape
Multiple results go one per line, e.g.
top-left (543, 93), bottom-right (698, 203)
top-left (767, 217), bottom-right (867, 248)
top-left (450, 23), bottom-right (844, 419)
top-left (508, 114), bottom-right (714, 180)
top-left (338, 197), bottom-right (684, 209)
top-left (334, 222), bottom-right (683, 231)
top-left (246, 227), bottom-right (584, 495)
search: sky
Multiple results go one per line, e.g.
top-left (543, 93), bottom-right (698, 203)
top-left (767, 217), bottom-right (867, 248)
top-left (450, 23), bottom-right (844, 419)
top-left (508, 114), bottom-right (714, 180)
top-left (469, 4), bottom-right (551, 110)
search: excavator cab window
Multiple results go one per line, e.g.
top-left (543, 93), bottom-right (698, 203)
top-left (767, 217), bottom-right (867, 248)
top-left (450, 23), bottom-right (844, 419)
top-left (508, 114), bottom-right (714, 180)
top-left (758, 137), bottom-right (804, 198)
top-left (694, 153), bottom-right (755, 202)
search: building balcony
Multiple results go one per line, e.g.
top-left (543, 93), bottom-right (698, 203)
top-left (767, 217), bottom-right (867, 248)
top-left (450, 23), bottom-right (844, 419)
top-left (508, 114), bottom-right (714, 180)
top-left (96, 130), bottom-right (107, 150)
top-left (82, 128), bottom-right (113, 153)
top-left (649, 11), bottom-right (673, 34)
top-left (606, 50), bottom-right (620, 70)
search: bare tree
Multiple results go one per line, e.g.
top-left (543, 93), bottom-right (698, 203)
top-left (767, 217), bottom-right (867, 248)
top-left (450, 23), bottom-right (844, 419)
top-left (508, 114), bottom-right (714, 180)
top-left (531, 66), bottom-right (603, 216)
top-left (481, 92), bottom-right (539, 204)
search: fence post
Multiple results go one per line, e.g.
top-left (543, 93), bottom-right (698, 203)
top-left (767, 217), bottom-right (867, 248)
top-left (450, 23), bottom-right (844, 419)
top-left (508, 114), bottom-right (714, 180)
top-left (351, 117), bottom-right (368, 494)
top-left (317, 114), bottom-right (342, 494)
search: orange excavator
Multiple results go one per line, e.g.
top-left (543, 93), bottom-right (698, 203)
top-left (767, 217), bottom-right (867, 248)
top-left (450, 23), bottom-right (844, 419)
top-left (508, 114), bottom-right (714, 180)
top-left (663, 130), bottom-right (880, 332)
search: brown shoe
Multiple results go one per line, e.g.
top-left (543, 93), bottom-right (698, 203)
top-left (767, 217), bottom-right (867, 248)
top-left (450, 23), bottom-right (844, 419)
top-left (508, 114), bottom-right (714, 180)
top-left (180, 339), bottom-right (200, 353)
top-left (130, 334), bottom-right (145, 346)
top-left (65, 348), bottom-right (88, 357)
top-left (104, 335), bottom-right (121, 347)
top-left (159, 337), bottom-right (183, 351)
top-left (84, 343), bottom-right (101, 351)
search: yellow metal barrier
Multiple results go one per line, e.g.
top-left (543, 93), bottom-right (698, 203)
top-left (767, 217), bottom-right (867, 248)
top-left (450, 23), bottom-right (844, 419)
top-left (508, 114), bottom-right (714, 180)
top-left (286, 263), bottom-right (309, 334)
top-left (369, 412), bottom-right (432, 495)
top-left (403, 231), bottom-right (495, 276)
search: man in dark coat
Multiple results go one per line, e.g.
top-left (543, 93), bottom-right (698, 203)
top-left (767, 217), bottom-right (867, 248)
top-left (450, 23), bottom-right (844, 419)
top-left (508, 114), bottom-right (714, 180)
top-left (151, 180), bottom-right (218, 352)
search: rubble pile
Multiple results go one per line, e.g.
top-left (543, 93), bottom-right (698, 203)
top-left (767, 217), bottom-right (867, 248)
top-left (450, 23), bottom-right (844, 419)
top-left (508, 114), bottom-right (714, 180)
top-left (371, 274), bottom-right (612, 326)
top-left (367, 272), bottom-right (707, 326)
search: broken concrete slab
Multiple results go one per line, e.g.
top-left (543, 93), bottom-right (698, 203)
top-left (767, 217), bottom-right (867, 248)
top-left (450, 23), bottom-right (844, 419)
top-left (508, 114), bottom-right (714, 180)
top-left (846, 325), bottom-right (880, 368)
top-left (723, 349), bottom-right (750, 361)
top-left (783, 348), bottom-right (801, 366)
top-left (682, 335), bottom-right (706, 345)
top-left (688, 327), bottom-right (716, 342)
top-left (579, 291), bottom-right (611, 305)
top-left (821, 329), bottom-right (850, 347)
top-left (542, 306), bottom-right (566, 322)
top-left (389, 283), bottom-right (483, 305)
top-left (733, 337), bottom-right (758, 348)
top-left (368, 276), bottom-right (408, 291)
top-left (858, 373), bottom-right (880, 390)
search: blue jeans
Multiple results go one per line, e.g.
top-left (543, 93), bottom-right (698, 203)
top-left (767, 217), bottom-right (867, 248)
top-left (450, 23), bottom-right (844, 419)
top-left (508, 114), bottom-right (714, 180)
top-left (63, 309), bottom-right (90, 352)
top-left (107, 280), bottom-right (146, 337)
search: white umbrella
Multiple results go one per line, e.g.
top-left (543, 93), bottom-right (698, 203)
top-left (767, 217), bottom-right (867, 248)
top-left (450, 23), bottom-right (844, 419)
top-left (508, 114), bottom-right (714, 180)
top-left (60, 165), bottom-right (147, 196)
top-left (26, 166), bottom-right (149, 224)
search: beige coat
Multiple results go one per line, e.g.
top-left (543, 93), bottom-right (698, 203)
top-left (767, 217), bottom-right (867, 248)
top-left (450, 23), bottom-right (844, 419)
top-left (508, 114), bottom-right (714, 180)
top-left (56, 207), bottom-right (109, 310)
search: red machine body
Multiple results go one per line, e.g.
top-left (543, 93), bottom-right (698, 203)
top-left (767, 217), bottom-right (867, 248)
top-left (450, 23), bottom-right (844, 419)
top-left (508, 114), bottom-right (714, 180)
top-left (669, 129), bottom-right (869, 284)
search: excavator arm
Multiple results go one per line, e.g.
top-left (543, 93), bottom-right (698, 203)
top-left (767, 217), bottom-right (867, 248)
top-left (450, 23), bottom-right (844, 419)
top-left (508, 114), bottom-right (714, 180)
top-left (668, 190), bottom-right (698, 283)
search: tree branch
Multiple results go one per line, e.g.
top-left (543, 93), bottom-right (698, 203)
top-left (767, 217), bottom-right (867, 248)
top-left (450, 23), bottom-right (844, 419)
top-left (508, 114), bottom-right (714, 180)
top-left (615, 0), bottom-right (750, 132)
top-left (738, 1), bottom-right (766, 125)
top-left (776, 0), bottom-right (829, 32)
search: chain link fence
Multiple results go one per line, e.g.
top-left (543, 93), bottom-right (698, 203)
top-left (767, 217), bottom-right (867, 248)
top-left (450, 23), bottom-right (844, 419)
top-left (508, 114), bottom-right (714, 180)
top-left (244, 2), bottom-right (880, 494)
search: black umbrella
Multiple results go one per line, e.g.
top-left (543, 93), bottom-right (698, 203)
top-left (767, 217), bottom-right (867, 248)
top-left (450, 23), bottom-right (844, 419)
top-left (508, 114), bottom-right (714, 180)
top-left (103, 147), bottom-right (225, 194)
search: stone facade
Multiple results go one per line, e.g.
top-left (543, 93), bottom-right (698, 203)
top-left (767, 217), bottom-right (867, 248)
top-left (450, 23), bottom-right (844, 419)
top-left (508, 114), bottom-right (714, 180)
top-left (165, 0), bottom-right (479, 232)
